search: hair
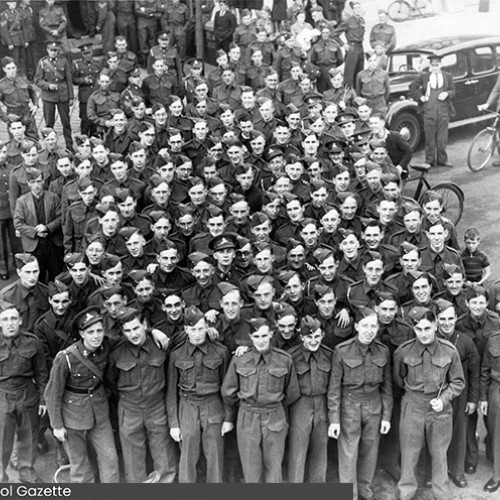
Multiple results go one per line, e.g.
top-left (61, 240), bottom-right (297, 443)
top-left (420, 190), bottom-right (443, 207)
top-left (464, 228), bottom-right (480, 240)
top-left (1, 56), bottom-right (15, 68)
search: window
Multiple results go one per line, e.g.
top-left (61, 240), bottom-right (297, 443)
top-left (470, 47), bottom-right (495, 75)
top-left (389, 53), bottom-right (428, 74)
top-left (441, 52), bottom-right (467, 78)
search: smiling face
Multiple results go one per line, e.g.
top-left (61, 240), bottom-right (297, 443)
top-left (249, 324), bottom-right (273, 353)
top-left (413, 317), bottom-right (437, 345)
top-left (316, 290), bottom-right (336, 318)
top-left (163, 294), bottom-right (184, 321)
top-left (437, 306), bottom-right (457, 338)
top-left (412, 277), bottom-right (432, 304)
top-left (186, 318), bottom-right (207, 346)
top-left (49, 291), bottom-right (71, 317)
top-left (355, 313), bottom-right (379, 345)
top-left (80, 321), bottom-right (105, 352)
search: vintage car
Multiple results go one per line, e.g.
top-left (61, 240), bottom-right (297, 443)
top-left (386, 34), bottom-right (500, 150)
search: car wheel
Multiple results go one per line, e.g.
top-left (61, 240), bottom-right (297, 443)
top-left (391, 112), bottom-right (421, 151)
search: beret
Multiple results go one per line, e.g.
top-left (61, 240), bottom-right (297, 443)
top-left (184, 305), bottom-right (205, 327)
top-left (300, 315), bottom-right (321, 335)
top-left (14, 253), bottom-right (37, 269)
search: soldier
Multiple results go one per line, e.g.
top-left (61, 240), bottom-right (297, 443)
top-left (287, 316), bottom-right (333, 483)
top-left (38, 0), bottom-right (69, 54)
top-left (0, 56), bottom-right (38, 139)
top-left (120, 68), bottom-right (144, 117)
top-left (394, 307), bottom-right (465, 500)
top-left (135, 0), bottom-right (161, 68)
top-left (0, 302), bottom-right (48, 483)
top-left (147, 31), bottom-right (183, 90)
top-left (72, 43), bottom-right (102, 136)
top-left (142, 59), bottom-right (178, 108)
top-left (167, 305), bottom-right (232, 482)
top-left (114, 35), bottom-right (138, 76)
top-left (221, 317), bottom-right (300, 483)
top-left (34, 41), bottom-right (73, 150)
top-left (115, 0), bottom-right (137, 54)
top-left (213, 0), bottom-right (236, 53)
top-left (0, 2), bottom-right (26, 73)
top-left (369, 9), bottom-right (396, 54)
top-left (332, 1), bottom-right (365, 88)
top-left (106, 307), bottom-right (177, 483)
top-left (44, 306), bottom-right (119, 483)
top-left (18, 0), bottom-right (37, 80)
top-left (86, 70), bottom-right (121, 138)
top-left (161, 0), bottom-right (189, 61)
top-left (355, 52), bottom-right (391, 115)
top-left (328, 307), bottom-right (392, 500)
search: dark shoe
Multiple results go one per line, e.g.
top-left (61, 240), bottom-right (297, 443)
top-left (0, 272), bottom-right (8, 280)
top-left (484, 478), bottom-right (500, 493)
top-left (437, 163), bottom-right (453, 168)
top-left (492, 161), bottom-right (500, 167)
top-left (465, 464), bottom-right (476, 474)
top-left (449, 473), bottom-right (467, 488)
top-left (37, 436), bottom-right (49, 454)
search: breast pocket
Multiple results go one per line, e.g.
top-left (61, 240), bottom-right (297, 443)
top-left (431, 356), bottom-right (451, 385)
top-left (175, 359), bottom-right (195, 389)
top-left (317, 362), bottom-right (332, 387)
top-left (17, 346), bottom-right (36, 372)
top-left (115, 359), bottom-right (138, 388)
top-left (405, 356), bottom-right (423, 387)
top-left (147, 353), bottom-right (166, 385)
top-left (343, 357), bottom-right (364, 385)
top-left (368, 356), bottom-right (387, 385)
top-left (489, 347), bottom-right (500, 374)
top-left (268, 367), bottom-right (288, 394)
top-left (235, 365), bottom-right (257, 393)
top-left (202, 357), bottom-right (223, 383)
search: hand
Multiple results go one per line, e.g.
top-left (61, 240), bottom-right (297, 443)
top-left (465, 402), bottom-right (477, 415)
top-left (38, 404), bottom-right (47, 417)
top-left (221, 422), bottom-right (234, 436)
top-left (480, 401), bottom-right (488, 416)
top-left (51, 30), bottom-right (58, 37)
top-left (69, 99), bottom-right (74, 107)
top-left (344, 43), bottom-right (350, 52)
top-left (339, 100), bottom-right (346, 110)
top-left (396, 165), bottom-right (403, 176)
top-left (170, 427), bottom-right (181, 442)
top-left (53, 427), bottom-right (67, 442)
top-left (28, 102), bottom-right (38, 114)
top-left (24, 43), bottom-right (29, 48)
top-left (90, 272), bottom-right (106, 286)
top-left (420, 96), bottom-right (428, 103)
top-left (8, 45), bottom-right (14, 51)
top-left (430, 398), bottom-right (443, 412)
top-left (205, 309), bottom-right (218, 324)
top-left (234, 346), bottom-right (249, 357)
top-left (437, 91), bottom-right (448, 101)
top-left (151, 328), bottom-right (170, 350)
top-left (206, 327), bottom-right (219, 341)
top-left (49, 83), bottom-right (58, 91)
top-left (146, 263), bottom-right (158, 274)
top-left (328, 423), bottom-right (340, 439)
top-left (335, 308), bottom-right (351, 329)
top-left (380, 420), bottom-right (391, 434)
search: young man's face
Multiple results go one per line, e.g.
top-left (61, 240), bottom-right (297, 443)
top-left (69, 262), bottom-right (89, 286)
top-left (28, 175), bottom-right (44, 197)
top-left (375, 299), bottom-right (398, 325)
top-left (122, 317), bottom-right (148, 346)
top-left (49, 291), bottom-right (71, 317)
top-left (220, 290), bottom-right (242, 320)
top-left (437, 307), bottom-right (457, 337)
top-left (102, 264), bottom-right (123, 287)
top-left (413, 318), bottom-right (437, 345)
top-left (102, 293), bottom-right (126, 318)
top-left (186, 318), bottom-right (207, 346)
top-left (249, 325), bottom-right (273, 353)
top-left (252, 282), bottom-right (274, 309)
top-left (163, 295), bottom-right (184, 321)
top-left (467, 296), bottom-right (488, 318)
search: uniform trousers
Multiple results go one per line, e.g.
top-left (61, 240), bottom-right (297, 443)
top-left (137, 18), bottom-right (157, 61)
top-left (42, 100), bottom-right (72, 150)
top-left (178, 394), bottom-right (225, 483)
top-left (398, 393), bottom-right (452, 500)
top-left (338, 392), bottom-right (382, 500)
top-left (66, 419), bottom-right (119, 483)
top-left (118, 399), bottom-right (177, 483)
top-left (288, 394), bottom-right (328, 483)
top-left (486, 383), bottom-right (500, 480)
top-left (0, 218), bottom-right (21, 273)
top-left (343, 43), bottom-right (364, 89)
top-left (236, 403), bottom-right (288, 483)
top-left (116, 13), bottom-right (138, 54)
top-left (448, 387), bottom-right (468, 477)
top-left (0, 390), bottom-right (38, 482)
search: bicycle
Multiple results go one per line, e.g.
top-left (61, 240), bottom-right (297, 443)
top-left (403, 164), bottom-right (465, 225)
top-left (387, 0), bottom-right (434, 22)
top-left (467, 109), bottom-right (500, 172)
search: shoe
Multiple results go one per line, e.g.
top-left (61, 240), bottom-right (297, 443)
top-left (492, 161), bottom-right (500, 167)
top-left (143, 471), bottom-right (160, 483)
top-left (19, 476), bottom-right (43, 484)
top-left (449, 473), bottom-right (467, 488)
top-left (484, 478), bottom-right (500, 493)
top-left (465, 464), bottom-right (476, 474)
top-left (37, 436), bottom-right (49, 454)
top-left (0, 272), bottom-right (8, 280)
top-left (437, 163), bottom-right (453, 168)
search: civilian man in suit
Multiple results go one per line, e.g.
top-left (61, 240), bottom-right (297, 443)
top-left (409, 53), bottom-right (455, 168)
top-left (13, 167), bottom-right (63, 283)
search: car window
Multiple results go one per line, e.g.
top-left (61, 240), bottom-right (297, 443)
top-left (470, 47), bottom-right (495, 75)
top-left (389, 53), bottom-right (428, 74)
top-left (441, 52), bottom-right (467, 78)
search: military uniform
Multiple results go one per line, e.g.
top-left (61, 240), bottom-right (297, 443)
top-left (45, 338), bottom-right (119, 483)
top-left (106, 333), bottom-right (177, 483)
top-left (355, 67), bottom-right (391, 114)
top-left (166, 337), bottom-right (230, 482)
top-left (0, 279), bottom-right (49, 333)
top-left (287, 342), bottom-right (333, 483)
top-left (86, 89), bottom-right (121, 137)
top-left (38, 3), bottom-right (69, 53)
top-left (0, 328), bottom-right (48, 483)
top-left (147, 44), bottom-right (183, 84)
top-left (310, 38), bottom-right (344, 93)
top-left (221, 346), bottom-right (300, 482)
top-left (34, 51), bottom-right (73, 149)
top-left (329, 337), bottom-right (393, 500)
top-left (161, 1), bottom-right (189, 60)
top-left (369, 21), bottom-right (396, 53)
top-left (394, 336), bottom-right (465, 500)
top-left (115, 1), bottom-right (138, 53)
top-left (72, 58), bottom-right (103, 136)
top-left (135, 0), bottom-right (160, 65)
top-left (419, 246), bottom-right (464, 291)
top-left (0, 75), bottom-right (38, 139)
top-left (142, 73), bottom-right (178, 107)
top-left (18, 2), bottom-right (36, 80)
top-left (0, 7), bottom-right (25, 71)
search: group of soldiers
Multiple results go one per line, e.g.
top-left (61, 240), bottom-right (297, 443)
top-left (0, 0), bottom-right (499, 498)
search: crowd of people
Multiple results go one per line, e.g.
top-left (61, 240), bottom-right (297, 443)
top-left (0, 0), bottom-right (499, 498)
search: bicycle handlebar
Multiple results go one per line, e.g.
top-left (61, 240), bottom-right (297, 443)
top-left (477, 106), bottom-right (500, 118)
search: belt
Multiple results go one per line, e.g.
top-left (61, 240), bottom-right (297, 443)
top-left (180, 391), bottom-right (220, 404)
top-left (65, 382), bottom-right (101, 395)
top-left (240, 401), bottom-right (282, 414)
top-left (342, 389), bottom-right (380, 402)
top-left (404, 391), bottom-right (439, 403)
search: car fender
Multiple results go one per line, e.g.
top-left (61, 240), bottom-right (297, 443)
top-left (386, 99), bottom-right (420, 125)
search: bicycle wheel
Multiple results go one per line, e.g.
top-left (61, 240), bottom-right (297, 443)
top-left (424, 183), bottom-right (464, 225)
top-left (467, 128), bottom-right (496, 172)
top-left (387, 0), bottom-right (412, 21)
